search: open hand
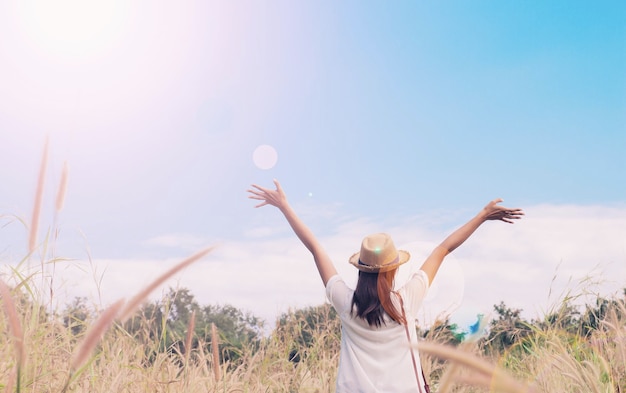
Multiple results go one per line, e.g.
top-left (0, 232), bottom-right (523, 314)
top-left (482, 199), bottom-right (524, 223)
top-left (247, 179), bottom-right (287, 209)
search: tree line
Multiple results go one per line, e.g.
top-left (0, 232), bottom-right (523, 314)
top-left (61, 286), bottom-right (626, 365)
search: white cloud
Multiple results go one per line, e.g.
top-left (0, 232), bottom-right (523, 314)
top-left (143, 233), bottom-right (209, 250)
top-left (6, 203), bottom-right (624, 334)
top-left (452, 204), bottom-right (626, 328)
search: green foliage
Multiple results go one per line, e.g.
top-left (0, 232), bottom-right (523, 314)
top-left (579, 294), bottom-right (625, 337)
top-left (200, 302), bottom-right (264, 363)
top-left (276, 303), bottom-right (340, 363)
top-left (122, 287), bottom-right (263, 365)
top-left (61, 296), bottom-right (92, 336)
top-left (483, 301), bottom-right (533, 355)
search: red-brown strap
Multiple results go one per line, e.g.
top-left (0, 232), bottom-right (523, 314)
top-left (396, 292), bottom-right (424, 393)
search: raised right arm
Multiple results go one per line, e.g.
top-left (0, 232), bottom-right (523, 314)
top-left (248, 180), bottom-right (338, 286)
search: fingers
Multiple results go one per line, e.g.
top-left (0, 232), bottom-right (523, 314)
top-left (250, 184), bottom-right (269, 193)
top-left (488, 198), bottom-right (524, 216)
top-left (248, 183), bottom-right (275, 198)
top-left (246, 189), bottom-right (264, 199)
top-left (485, 198), bottom-right (525, 223)
top-left (247, 191), bottom-right (269, 208)
top-left (500, 208), bottom-right (524, 223)
top-left (505, 208), bottom-right (525, 217)
top-left (247, 187), bottom-right (268, 207)
top-left (250, 180), bottom-right (281, 195)
top-left (248, 182), bottom-right (279, 208)
top-left (272, 179), bottom-right (286, 199)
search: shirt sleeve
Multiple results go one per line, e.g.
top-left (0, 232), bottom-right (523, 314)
top-left (399, 269), bottom-right (430, 318)
top-left (325, 274), bottom-right (353, 316)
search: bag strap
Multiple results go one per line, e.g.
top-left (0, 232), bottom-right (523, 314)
top-left (396, 292), bottom-right (429, 393)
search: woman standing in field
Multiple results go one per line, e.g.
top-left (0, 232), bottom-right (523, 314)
top-left (248, 179), bottom-right (523, 393)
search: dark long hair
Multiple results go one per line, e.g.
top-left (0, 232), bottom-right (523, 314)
top-left (351, 268), bottom-right (405, 327)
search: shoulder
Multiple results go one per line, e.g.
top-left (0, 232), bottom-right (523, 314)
top-left (325, 274), bottom-right (350, 298)
top-left (406, 269), bottom-right (430, 291)
top-left (397, 269), bottom-right (430, 313)
top-left (325, 275), bottom-right (353, 314)
top-left (325, 274), bottom-right (344, 289)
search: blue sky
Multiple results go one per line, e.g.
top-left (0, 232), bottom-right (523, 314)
top-left (1, 1), bottom-right (625, 331)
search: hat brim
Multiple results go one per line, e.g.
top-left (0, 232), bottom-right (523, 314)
top-left (349, 250), bottom-right (410, 273)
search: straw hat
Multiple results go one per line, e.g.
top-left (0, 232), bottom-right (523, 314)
top-left (349, 233), bottom-right (410, 273)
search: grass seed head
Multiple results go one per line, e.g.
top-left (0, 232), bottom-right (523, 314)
top-left (71, 298), bottom-right (125, 371)
top-left (0, 279), bottom-right (24, 368)
top-left (55, 161), bottom-right (69, 213)
top-left (29, 137), bottom-right (49, 253)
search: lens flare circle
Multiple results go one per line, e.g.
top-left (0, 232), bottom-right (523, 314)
top-left (253, 144), bottom-right (278, 170)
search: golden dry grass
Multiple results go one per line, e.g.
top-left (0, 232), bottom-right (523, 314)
top-left (2, 143), bottom-right (624, 392)
top-left (1, 244), bottom-right (625, 393)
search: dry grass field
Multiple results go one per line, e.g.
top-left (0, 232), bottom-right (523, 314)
top-left (1, 145), bottom-right (624, 392)
top-left (0, 255), bottom-right (624, 392)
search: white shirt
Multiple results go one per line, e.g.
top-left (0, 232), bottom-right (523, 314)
top-left (325, 270), bottom-right (430, 393)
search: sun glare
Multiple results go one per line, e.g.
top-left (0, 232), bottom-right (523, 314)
top-left (17, 0), bottom-right (127, 59)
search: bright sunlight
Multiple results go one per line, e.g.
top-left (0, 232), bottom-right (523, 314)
top-left (16, 0), bottom-right (128, 59)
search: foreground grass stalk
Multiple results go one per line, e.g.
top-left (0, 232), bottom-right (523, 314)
top-left (181, 309), bottom-right (196, 390)
top-left (118, 246), bottom-right (215, 323)
top-left (212, 322), bottom-right (220, 382)
top-left (0, 279), bottom-right (24, 392)
top-left (416, 341), bottom-right (536, 393)
top-left (63, 298), bottom-right (125, 392)
top-left (184, 310), bottom-right (196, 367)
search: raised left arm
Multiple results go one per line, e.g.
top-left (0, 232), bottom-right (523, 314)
top-left (420, 199), bottom-right (524, 285)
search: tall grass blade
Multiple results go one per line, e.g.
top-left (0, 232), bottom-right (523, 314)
top-left (184, 309), bottom-right (196, 366)
top-left (0, 279), bottom-right (25, 365)
top-left (5, 367), bottom-right (18, 393)
top-left (212, 322), bottom-right (220, 382)
top-left (0, 279), bottom-right (25, 392)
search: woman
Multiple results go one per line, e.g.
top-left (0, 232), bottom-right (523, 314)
top-left (248, 179), bottom-right (523, 393)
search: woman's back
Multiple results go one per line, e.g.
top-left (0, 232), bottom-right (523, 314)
top-left (326, 270), bottom-right (430, 392)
